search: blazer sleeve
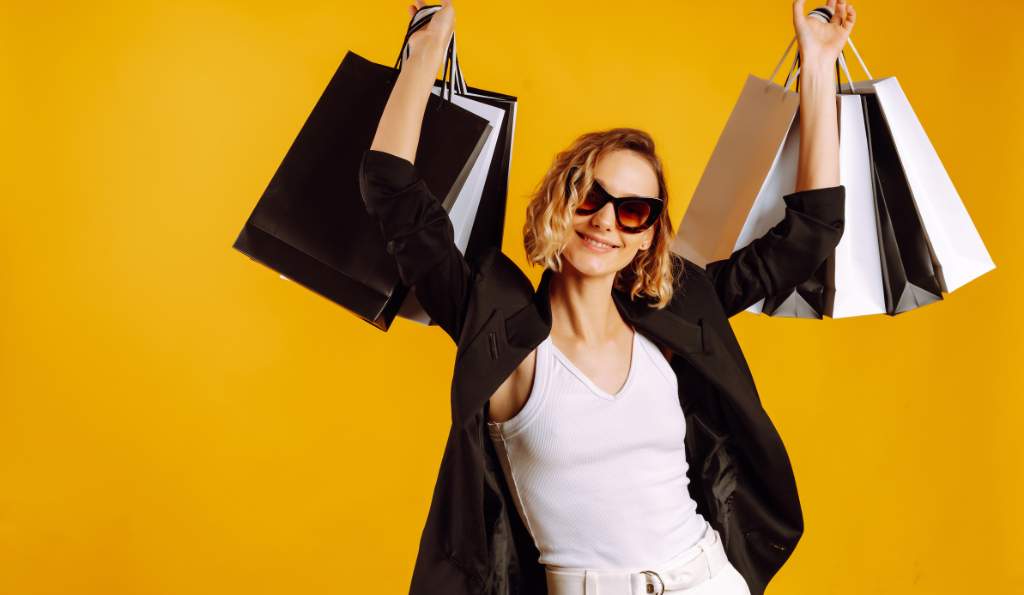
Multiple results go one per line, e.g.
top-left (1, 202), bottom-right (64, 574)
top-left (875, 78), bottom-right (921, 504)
top-left (358, 148), bottom-right (473, 343)
top-left (703, 185), bottom-right (846, 318)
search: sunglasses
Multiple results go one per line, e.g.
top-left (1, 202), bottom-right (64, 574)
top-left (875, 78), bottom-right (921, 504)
top-left (565, 169), bottom-right (665, 233)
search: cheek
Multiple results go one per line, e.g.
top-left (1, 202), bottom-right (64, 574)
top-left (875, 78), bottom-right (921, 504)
top-left (622, 235), bottom-right (646, 251)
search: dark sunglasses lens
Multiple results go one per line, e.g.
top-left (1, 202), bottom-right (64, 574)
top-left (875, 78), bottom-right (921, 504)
top-left (576, 187), bottom-right (605, 213)
top-left (619, 200), bottom-right (653, 228)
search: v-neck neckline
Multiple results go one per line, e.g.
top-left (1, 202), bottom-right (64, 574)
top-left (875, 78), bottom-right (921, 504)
top-left (547, 328), bottom-right (640, 401)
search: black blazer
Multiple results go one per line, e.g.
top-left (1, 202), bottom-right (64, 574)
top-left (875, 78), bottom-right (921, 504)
top-left (359, 148), bottom-right (845, 595)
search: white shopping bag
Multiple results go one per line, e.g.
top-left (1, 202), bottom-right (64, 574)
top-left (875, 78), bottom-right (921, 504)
top-left (869, 76), bottom-right (995, 293)
top-left (831, 92), bottom-right (886, 318)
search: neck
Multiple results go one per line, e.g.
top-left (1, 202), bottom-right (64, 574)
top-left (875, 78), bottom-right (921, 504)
top-left (548, 264), bottom-right (627, 344)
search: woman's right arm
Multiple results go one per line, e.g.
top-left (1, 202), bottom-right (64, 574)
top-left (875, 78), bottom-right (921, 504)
top-left (358, 1), bottom-right (475, 344)
top-left (367, 1), bottom-right (452, 161)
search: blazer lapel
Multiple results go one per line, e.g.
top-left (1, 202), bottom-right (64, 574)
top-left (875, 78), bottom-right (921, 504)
top-left (611, 285), bottom-right (705, 356)
top-left (454, 267), bottom-right (747, 427)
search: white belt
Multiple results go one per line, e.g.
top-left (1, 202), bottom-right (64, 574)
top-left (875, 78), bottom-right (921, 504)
top-left (545, 525), bottom-right (730, 595)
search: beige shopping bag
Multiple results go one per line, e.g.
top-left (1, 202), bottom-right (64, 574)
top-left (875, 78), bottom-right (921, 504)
top-left (670, 38), bottom-right (802, 268)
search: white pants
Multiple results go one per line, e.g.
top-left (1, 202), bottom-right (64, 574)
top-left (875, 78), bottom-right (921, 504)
top-left (545, 525), bottom-right (751, 595)
top-left (675, 562), bottom-right (750, 595)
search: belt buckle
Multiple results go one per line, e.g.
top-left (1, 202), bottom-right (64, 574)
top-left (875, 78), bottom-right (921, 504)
top-left (639, 570), bottom-right (665, 595)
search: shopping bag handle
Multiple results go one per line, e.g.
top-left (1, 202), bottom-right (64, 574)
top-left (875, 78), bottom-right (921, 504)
top-left (835, 40), bottom-right (872, 92)
top-left (392, 4), bottom-right (468, 103)
top-left (768, 6), bottom-right (873, 93)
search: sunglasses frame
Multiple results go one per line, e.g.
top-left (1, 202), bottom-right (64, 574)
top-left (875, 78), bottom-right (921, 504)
top-left (565, 168), bottom-right (665, 233)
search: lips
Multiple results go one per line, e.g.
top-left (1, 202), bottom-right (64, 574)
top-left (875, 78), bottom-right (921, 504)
top-left (577, 231), bottom-right (620, 249)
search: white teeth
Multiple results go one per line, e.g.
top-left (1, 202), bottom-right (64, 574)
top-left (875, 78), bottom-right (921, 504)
top-left (581, 233), bottom-right (615, 249)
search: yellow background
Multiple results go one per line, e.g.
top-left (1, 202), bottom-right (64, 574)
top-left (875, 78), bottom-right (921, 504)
top-left (2, 0), bottom-right (1021, 593)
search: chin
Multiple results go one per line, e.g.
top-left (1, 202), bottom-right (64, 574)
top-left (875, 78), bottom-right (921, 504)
top-left (561, 241), bottom-right (631, 279)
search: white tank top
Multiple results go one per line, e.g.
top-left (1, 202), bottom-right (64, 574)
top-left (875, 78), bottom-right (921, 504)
top-left (486, 328), bottom-right (710, 570)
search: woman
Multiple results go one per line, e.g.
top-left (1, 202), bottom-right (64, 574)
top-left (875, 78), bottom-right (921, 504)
top-left (358, 1), bottom-right (855, 594)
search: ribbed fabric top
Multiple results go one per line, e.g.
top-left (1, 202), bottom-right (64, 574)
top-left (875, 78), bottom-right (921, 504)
top-left (486, 329), bottom-right (709, 570)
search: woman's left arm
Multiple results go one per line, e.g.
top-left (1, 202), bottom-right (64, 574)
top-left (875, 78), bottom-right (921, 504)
top-left (793, 0), bottom-right (856, 191)
top-left (703, 0), bottom-right (856, 317)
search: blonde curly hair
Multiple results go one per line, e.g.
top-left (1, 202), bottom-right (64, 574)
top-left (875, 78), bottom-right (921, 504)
top-left (523, 127), bottom-right (682, 309)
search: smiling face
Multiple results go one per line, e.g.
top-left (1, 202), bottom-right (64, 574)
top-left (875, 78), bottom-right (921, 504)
top-left (560, 149), bottom-right (660, 279)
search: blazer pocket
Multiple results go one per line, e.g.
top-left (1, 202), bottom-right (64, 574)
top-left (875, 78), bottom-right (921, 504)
top-left (455, 307), bottom-right (500, 366)
top-left (451, 308), bottom-right (507, 424)
top-left (688, 412), bottom-right (739, 524)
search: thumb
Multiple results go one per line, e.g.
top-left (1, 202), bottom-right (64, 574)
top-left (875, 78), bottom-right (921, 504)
top-left (792, 0), bottom-right (806, 25)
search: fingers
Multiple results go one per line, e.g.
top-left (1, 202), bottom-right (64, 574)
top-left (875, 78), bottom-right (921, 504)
top-left (826, 0), bottom-right (836, 13)
top-left (835, 0), bottom-right (847, 24)
top-left (844, 3), bottom-right (856, 30)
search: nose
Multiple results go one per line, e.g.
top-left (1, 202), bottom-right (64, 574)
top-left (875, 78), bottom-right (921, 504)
top-left (590, 201), bottom-right (616, 231)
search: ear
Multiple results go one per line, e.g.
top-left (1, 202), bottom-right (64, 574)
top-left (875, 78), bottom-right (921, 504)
top-left (641, 227), bottom-right (655, 250)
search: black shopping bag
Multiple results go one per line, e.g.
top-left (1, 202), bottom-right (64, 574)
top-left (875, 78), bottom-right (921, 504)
top-left (233, 22), bottom-right (491, 331)
top-left (762, 254), bottom-right (836, 318)
top-left (861, 92), bottom-right (943, 315)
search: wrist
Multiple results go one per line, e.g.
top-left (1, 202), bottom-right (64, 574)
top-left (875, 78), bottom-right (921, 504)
top-left (799, 61), bottom-right (836, 92)
top-left (798, 54), bottom-right (835, 78)
top-left (404, 50), bottom-right (441, 75)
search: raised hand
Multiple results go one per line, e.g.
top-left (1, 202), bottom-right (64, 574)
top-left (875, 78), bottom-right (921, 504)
top-left (404, 0), bottom-right (456, 73)
top-left (791, 0), bottom-right (857, 69)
